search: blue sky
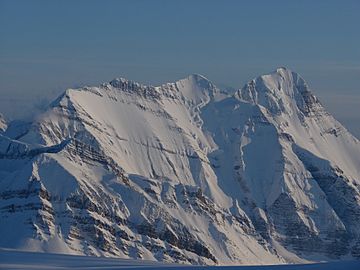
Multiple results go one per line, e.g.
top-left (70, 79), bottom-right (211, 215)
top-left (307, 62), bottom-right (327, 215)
top-left (0, 0), bottom-right (359, 136)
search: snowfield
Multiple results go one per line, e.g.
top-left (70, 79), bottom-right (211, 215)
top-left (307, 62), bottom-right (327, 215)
top-left (1, 68), bottom-right (360, 266)
top-left (1, 249), bottom-right (359, 269)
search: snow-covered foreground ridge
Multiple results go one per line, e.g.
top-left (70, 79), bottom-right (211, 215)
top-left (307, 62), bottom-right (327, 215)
top-left (1, 249), bottom-right (359, 270)
top-left (0, 67), bottom-right (360, 265)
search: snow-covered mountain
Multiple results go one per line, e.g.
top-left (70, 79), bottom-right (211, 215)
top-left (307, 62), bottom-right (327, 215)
top-left (1, 68), bottom-right (360, 265)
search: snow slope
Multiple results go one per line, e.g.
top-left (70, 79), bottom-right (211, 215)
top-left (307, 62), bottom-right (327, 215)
top-left (0, 68), bottom-right (360, 265)
top-left (1, 249), bottom-right (360, 270)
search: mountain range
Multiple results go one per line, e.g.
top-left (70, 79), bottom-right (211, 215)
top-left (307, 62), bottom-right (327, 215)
top-left (1, 67), bottom-right (360, 265)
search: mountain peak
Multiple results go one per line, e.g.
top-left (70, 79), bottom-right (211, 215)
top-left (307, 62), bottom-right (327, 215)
top-left (267, 67), bottom-right (308, 90)
top-left (264, 67), bottom-right (297, 84)
top-left (109, 77), bottom-right (148, 90)
top-left (236, 68), bottom-right (322, 116)
top-left (174, 73), bottom-right (221, 103)
top-left (178, 73), bottom-right (214, 89)
top-left (275, 66), bottom-right (290, 73)
top-left (109, 77), bottom-right (128, 84)
top-left (186, 73), bottom-right (209, 81)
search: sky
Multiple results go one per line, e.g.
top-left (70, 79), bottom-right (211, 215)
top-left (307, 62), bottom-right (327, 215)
top-left (0, 0), bottom-right (359, 137)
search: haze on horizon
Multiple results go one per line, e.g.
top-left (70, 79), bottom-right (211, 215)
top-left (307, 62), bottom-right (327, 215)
top-left (0, 0), bottom-right (359, 138)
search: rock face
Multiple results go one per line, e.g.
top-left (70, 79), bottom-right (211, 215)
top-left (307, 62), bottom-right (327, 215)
top-left (0, 114), bottom-right (6, 133)
top-left (0, 68), bottom-right (360, 265)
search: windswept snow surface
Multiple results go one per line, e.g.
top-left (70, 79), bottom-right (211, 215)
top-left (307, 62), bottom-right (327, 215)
top-left (1, 249), bottom-right (359, 270)
top-left (1, 68), bottom-right (360, 265)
